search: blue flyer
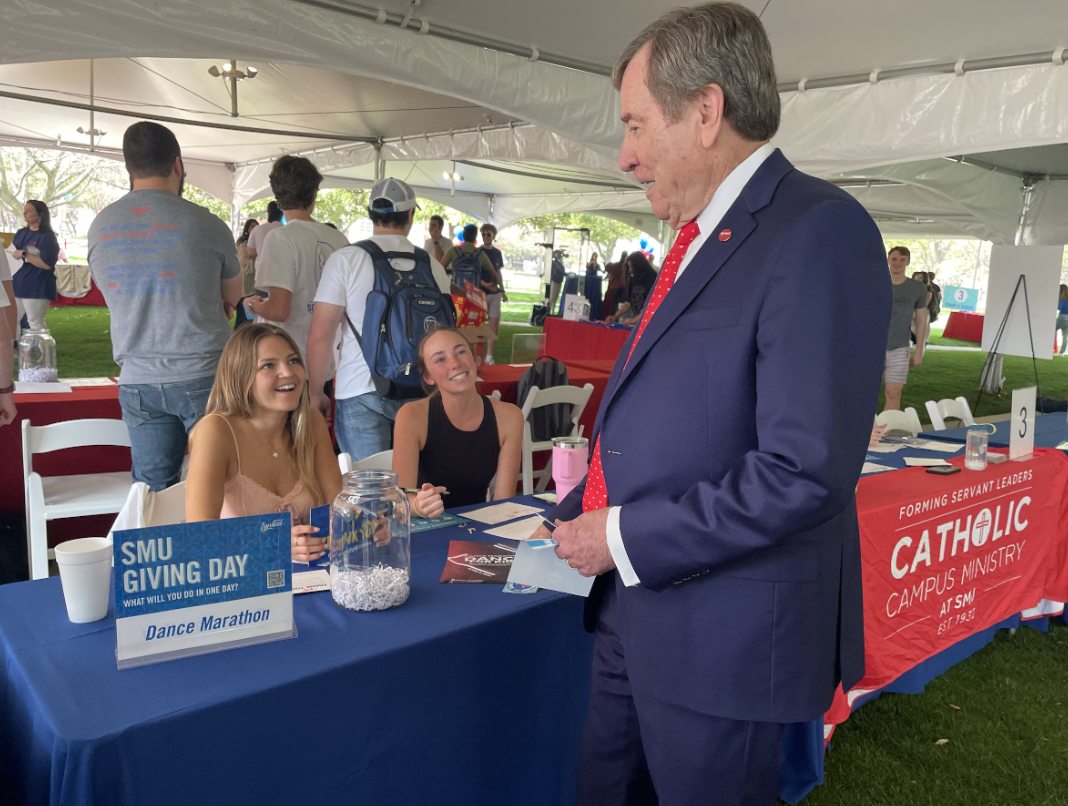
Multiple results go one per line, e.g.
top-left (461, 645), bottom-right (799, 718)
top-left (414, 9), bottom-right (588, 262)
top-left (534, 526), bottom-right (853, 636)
top-left (114, 512), bottom-right (296, 669)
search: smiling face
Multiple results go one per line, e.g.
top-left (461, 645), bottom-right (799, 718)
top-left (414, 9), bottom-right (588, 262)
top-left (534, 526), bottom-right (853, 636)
top-left (23, 203), bottom-right (39, 227)
top-left (480, 227), bottom-right (494, 247)
top-left (618, 43), bottom-right (712, 229)
top-left (888, 250), bottom-right (910, 278)
top-left (250, 335), bottom-right (306, 413)
top-left (420, 330), bottom-right (478, 395)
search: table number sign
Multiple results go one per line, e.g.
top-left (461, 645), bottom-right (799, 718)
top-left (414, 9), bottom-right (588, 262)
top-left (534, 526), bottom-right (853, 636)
top-left (114, 512), bottom-right (296, 669)
top-left (562, 294), bottom-right (590, 322)
top-left (1010, 386), bottom-right (1037, 461)
top-left (943, 285), bottom-right (979, 312)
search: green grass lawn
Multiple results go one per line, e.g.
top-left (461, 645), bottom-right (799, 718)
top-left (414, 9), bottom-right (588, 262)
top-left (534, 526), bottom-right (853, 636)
top-left (806, 621), bottom-right (1068, 806)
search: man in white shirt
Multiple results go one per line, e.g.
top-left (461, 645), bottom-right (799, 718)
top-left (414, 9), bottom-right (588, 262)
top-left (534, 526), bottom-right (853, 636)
top-left (307, 177), bottom-right (451, 460)
top-left (246, 157), bottom-right (348, 358)
top-left (423, 215), bottom-right (453, 268)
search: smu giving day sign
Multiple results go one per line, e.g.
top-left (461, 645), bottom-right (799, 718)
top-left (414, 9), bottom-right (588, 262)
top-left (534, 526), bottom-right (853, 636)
top-left (826, 449), bottom-right (1068, 732)
top-left (113, 513), bottom-right (295, 667)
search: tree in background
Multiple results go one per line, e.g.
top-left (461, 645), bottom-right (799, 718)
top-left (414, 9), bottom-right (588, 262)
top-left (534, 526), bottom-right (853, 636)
top-left (0, 148), bottom-right (103, 232)
top-left (516, 213), bottom-right (642, 266)
top-left (183, 186), bottom-right (232, 221)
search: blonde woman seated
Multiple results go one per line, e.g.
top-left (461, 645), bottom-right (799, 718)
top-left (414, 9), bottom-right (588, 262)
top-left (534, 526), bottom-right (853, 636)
top-left (393, 328), bottom-right (523, 517)
top-left (186, 323), bottom-right (342, 562)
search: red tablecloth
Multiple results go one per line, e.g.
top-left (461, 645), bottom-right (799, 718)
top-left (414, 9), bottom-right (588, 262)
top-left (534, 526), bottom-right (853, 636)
top-left (476, 363), bottom-right (611, 438)
top-left (825, 448), bottom-right (1068, 739)
top-left (539, 318), bottom-right (631, 362)
top-left (563, 359), bottom-right (618, 376)
top-left (942, 311), bottom-right (984, 342)
top-left (3, 385), bottom-right (129, 552)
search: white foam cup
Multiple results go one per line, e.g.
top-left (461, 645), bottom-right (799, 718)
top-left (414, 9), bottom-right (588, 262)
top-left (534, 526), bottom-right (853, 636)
top-left (53, 538), bottom-right (113, 623)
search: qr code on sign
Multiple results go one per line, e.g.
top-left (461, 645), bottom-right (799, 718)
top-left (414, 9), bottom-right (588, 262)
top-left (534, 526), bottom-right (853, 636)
top-left (267, 570), bottom-right (286, 589)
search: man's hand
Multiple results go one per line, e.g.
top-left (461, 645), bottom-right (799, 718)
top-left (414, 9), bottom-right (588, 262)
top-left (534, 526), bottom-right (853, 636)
top-left (550, 507), bottom-right (615, 577)
top-left (311, 391), bottom-right (332, 425)
top-left (910, 350), bottom-right (923, 368)
top-left (0, 394), bottom-right (15, 427)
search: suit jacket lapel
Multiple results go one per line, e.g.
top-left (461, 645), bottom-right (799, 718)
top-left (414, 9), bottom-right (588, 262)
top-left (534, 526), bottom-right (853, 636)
top-left (611, 205), bottom-right (756, 396)
top-left (594, 148), bottom-right (795, 431)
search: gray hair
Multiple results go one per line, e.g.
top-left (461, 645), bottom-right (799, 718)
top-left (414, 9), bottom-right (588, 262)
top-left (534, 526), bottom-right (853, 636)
top-left (613, 3), bottom-right (780, 142)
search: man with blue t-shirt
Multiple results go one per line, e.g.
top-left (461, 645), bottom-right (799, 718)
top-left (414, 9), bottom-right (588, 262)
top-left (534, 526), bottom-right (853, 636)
top-left (89, 122), bottom-right (242, 491)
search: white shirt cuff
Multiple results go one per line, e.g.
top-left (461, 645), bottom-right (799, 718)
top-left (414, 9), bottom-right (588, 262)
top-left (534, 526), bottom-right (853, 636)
top-left (606, 506), bottom-right (640, 587)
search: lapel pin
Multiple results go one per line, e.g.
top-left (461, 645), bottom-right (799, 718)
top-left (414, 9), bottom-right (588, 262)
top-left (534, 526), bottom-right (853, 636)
top-left (718, 229), bottom-right (732, 241)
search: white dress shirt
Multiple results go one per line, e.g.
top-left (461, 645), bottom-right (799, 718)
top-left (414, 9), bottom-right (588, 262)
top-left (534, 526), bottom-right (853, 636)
top-left (607, 143), bottom-right (775, 587)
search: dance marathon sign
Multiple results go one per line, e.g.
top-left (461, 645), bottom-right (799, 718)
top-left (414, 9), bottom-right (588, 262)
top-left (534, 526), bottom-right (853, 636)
top-left (113, 513), bottom-right (296, 669)
top-left (853, 450), bottom-right (1068, 690)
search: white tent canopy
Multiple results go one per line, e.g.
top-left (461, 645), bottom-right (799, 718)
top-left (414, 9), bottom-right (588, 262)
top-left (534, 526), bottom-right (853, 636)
top-left (5, 0), bottom-right (1068, 242)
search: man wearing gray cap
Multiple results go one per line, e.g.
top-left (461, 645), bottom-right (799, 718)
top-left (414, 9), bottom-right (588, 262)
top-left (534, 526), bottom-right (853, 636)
top-left (306, 178), bottom-right (452, 460)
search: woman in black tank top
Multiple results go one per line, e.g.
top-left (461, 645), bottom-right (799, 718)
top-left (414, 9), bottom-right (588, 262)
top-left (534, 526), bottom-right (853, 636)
top-left (393, 328), bottom-right (524, 517)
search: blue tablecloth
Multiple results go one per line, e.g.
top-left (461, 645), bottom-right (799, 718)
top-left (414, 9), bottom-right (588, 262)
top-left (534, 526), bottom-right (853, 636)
top-left (861, 441), bottom-right (965, 474)
top-left (925, 412), bottom-right (1068, 448)
top-left (0, 496), bottom-right (594, 806)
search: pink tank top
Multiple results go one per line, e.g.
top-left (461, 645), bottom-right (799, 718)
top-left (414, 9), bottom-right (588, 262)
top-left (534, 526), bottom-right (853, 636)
top-left (214, 415), bottom-right (315, 524)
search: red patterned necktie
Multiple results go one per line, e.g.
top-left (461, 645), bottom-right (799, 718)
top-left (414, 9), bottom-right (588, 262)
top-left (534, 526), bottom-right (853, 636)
top-left (582, 220), bottom-right (702, 512)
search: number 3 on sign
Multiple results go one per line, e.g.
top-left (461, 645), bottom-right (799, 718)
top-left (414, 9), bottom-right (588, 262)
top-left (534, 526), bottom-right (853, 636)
top-left (1010, 386), bottom-right (1036, 461)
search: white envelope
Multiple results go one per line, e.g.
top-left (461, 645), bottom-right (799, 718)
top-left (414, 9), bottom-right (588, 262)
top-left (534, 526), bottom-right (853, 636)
top-left (507, 540), bottom-right (595, 597)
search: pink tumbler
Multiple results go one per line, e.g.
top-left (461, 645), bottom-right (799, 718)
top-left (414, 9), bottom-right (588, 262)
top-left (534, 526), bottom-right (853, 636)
top-left (552, 437), bottom-right (589, 502)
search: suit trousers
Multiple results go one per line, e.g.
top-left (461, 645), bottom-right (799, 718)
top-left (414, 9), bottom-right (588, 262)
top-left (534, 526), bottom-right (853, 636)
top-left (575, 579), bottom-right (784, 806)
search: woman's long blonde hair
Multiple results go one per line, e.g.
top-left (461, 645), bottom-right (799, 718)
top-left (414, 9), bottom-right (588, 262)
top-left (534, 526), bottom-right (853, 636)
top-left (205, 324), bottom-right (323, 505)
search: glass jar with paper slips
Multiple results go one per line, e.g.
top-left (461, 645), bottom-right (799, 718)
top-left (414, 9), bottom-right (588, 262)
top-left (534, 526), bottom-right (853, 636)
top-left (329, 470), bottom-right (411, 611)
top-left (18, 328), bottom-right (58, 383)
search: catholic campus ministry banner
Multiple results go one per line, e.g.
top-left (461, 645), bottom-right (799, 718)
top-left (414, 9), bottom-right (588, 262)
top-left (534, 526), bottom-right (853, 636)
top-left (826, 448), bottom-right (1068, 732)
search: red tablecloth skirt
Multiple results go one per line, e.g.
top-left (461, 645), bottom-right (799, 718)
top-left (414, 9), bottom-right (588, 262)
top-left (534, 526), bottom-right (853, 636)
top-left (539, 318), bottom-right (631, 362)
top-left (476, 363), bottom-right (611, 438)
top-left (942, 311), bottom-right (984, 342)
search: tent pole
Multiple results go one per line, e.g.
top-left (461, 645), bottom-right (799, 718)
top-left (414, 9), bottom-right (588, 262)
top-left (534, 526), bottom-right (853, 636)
top-left (1014, 179), bottom-right (1036, 246)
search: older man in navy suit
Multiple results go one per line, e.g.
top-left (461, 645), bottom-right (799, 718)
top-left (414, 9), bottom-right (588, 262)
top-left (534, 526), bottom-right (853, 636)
top-left (529, 4), bottom-right (892, 805)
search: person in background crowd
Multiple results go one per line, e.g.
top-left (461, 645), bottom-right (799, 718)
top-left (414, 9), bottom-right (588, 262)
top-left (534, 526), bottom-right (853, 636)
top-left (245, 156), bottom-right (348, 359)
top-left (584, 252), bottom-right (604, 320)
top-left (602, 249), bottom-right (627, 319)
top-left (549, 249), bottom-right (566, 314)
top-left (88, 121), bottom-right (242, 492)
top-left (0, 278), bottom-right (14, 426)
top-left (606, 251), bottom-right (657, 326)
top-left (185, 324), bottom-right (342, 563)
top-left (0, 232), bottom-right (15, 342)
top-left (306, 177), bottom-right (452, 461)
top-left (909, 270), bottom-right (931, 345)
top-left (11, 200), bottom-right (60, 335)
top-left (1057, 284), bottom-right (1068, 355)
top-left (246, 200), bottom-right (283, 260)
top-left (233, 219), bottom-right (259, 328)
top-left (884, 245), bottom-right (927, 410)
top-left (394, 328), bottom-right (522, 514)
top-left (480, 223), bottom-right (508, 355)
top-left (424, 214), bottom-right (453, 268)
top-left (442, 223), bottom-right (500, 361)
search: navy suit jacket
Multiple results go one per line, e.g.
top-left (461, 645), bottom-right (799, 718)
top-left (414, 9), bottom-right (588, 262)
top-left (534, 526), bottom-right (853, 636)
top-left (552, 150), bottom-right (892, 724)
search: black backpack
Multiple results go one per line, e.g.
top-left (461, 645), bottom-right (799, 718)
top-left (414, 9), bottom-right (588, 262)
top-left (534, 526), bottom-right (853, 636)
top-left (451, 246), bottom-right (484, 293)
top-left (516, 356), bottom-right (572, 442)
top-left (344, 241), bottom-right (456, 400)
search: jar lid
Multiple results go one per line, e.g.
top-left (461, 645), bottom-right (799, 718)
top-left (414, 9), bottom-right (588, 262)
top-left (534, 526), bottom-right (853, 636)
top-left (342, 469), bottom-right (398, 490)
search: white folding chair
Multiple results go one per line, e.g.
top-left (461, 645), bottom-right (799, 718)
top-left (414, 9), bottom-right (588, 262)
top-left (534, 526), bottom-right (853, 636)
top-left (875, 407), bottom-right (923, 437)
top-left (519, 384), bottom-right (594, 495)
top-left (351, 450), bottom-right (394, 472)
top-left (108, 481), bottom-right (187, 539)
top-left (924, 397), bottom-right (976, 431)
top-left (22, 418), bottom-right (133, 580)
